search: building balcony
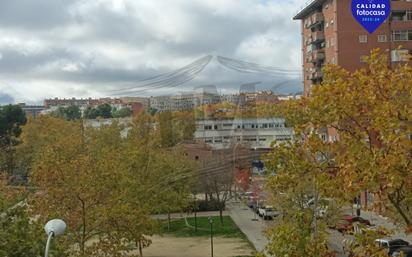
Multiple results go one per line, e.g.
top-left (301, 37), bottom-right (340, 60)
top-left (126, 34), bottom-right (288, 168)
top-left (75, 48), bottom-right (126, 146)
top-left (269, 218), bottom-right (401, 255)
top-left (309, 70), bottom-right (323, 80)
top-left (306, 50), bottom-right (325, 63)
top-left (307, 31), bottom-right (325, 45)
top-left (306, 12), bottom-right (324, 28)
top-left (313, 50), bottom-right (325, 61)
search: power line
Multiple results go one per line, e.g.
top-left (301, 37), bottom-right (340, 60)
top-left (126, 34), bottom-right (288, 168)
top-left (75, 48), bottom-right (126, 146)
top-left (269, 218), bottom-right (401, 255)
top-left (109, 56), bottom-right (213, 95)
top-left (217, 56), bottom-right (302, 79)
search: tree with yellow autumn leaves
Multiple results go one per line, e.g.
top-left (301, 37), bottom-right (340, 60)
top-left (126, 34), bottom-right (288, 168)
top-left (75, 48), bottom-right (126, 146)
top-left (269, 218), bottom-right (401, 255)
top-left (264, 49), bottom-right (412, 256)
top-left (13, 114), bottom-right (195, 257)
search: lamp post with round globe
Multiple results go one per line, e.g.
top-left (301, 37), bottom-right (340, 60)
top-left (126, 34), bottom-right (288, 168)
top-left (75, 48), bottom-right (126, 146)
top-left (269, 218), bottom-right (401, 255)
top-left (44, 219), bottom-right (66, 257)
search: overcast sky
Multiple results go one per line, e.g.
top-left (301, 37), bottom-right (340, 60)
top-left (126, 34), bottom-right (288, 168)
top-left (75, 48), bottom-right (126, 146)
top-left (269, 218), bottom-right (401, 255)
top-left (0, 0), bottom-right (308, 104)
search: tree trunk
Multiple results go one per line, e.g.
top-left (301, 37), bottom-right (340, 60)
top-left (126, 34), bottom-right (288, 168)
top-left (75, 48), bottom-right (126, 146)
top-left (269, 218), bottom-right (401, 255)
top-left (138, 239), bottom-right (143, 257)
top-left (78, 196), bottom-right (86, 256)
top-left (388, 193), bottom-right (411, 226)
top-left (219, 208), bottom-right (224, 226)
top-left (167, 209), bottom-right (171, 231)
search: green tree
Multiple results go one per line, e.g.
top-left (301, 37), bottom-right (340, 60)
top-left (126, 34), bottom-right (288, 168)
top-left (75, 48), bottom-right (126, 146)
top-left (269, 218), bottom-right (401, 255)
top-left (173, 111), bottom-right (196, 141)
top-left (158, 111), bottom-right (176, 147)
top-left (112, 107), bottom-right (132, 118)
top-left (51, 105), bottom-right (81, 120)
top-left (65, 105), bottom-right (81, 120)
top-left (147, 107), bottom-right (158, 116)
top-left (264, 136), bottom-right (341, 257)
top-left (308, 50), bottom-right (412, 229)
top-left (96, 103), bottom-right (112, 118)
top-left (0, 105), bottom-right (27, 142)
top-left (0, 105), bottom-right (27, 174)
top-left (267, 50), bottom-right (412, 255)
top-left (83, 106), bottom-right (100, 119)
top-left (0, 177), bottom-right (68, 257)
top-left (21, 115), bottom-right (195, 257)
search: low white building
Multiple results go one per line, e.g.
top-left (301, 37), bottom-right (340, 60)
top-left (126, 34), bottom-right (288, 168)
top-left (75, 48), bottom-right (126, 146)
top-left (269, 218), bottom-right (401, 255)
top-left (194, 118), bottom-right (293, 149)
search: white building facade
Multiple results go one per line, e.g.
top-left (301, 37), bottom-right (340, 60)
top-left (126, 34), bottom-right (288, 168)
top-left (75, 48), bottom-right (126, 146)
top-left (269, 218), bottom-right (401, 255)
top-left (194, 118), bottom-right (293, 150)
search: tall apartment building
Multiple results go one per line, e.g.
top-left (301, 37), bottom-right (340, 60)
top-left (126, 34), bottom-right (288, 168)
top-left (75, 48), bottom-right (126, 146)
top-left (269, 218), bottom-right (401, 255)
top-left (294, 0), bottom-right (412, 95)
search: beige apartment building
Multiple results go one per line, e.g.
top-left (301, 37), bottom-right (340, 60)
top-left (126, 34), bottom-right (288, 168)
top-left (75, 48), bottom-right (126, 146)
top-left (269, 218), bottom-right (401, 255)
top-left (294, 0), bottom-right (412, 95)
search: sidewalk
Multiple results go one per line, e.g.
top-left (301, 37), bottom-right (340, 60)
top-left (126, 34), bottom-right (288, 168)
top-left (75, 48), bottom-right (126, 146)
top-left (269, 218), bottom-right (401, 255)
top-left (227, 201), bottom-right (269, 252)
top-left (152, 210), bottom-right (228, 220)
top-left (360, 210), bottom-right (412, 242)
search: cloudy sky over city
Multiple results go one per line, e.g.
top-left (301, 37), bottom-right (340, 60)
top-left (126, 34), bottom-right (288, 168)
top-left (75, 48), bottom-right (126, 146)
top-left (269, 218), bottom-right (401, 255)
top-left (0, 0), bottom-right (308, 104)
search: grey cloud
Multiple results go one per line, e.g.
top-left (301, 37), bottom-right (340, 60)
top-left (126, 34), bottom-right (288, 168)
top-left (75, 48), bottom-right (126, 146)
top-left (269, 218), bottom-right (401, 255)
top-left (0, 0), bottom-right (306, 102)
top-left (0, 92), bottom-right (15, 104)
top-left (0, 0), bottom-right (74, 30)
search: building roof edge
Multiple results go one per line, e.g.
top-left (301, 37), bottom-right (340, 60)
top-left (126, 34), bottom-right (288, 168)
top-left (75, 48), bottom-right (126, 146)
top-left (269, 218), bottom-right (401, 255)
top-left (293, 0), bottom-right (327, 20)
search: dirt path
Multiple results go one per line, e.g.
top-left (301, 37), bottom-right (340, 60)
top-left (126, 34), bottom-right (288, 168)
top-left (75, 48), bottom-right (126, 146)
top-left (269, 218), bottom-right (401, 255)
top-left (136, 235), bottom-right (253, 257)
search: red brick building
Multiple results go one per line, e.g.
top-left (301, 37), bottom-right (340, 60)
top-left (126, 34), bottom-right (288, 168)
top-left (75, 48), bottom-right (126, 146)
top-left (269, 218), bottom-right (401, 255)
top-left (294, 0), bottom-right (412, 95)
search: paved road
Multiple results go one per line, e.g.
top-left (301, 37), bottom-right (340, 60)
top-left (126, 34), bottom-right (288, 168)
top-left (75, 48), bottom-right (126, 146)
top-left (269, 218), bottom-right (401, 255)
top-left (328, 229), bottom-right (347, 257)
top-left (227, 201), bottom-right (270, 252)
top-left (361, 210), bottom-right (412, 242)
top-left (227, 201), bottom-right (348, 256)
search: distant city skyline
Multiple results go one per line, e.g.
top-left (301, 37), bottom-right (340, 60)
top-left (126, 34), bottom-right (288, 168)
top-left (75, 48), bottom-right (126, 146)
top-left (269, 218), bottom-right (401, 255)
top-left (0, 0), bottom-right (308, 105)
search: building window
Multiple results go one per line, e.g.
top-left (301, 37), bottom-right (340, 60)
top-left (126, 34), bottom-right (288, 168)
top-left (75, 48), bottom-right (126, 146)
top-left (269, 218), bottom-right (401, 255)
top-left (330, 37), bottom-right (335, 46)
top-left (392, 30), bottom-right (411, 41)
top-left (392, 11), bottom-right (407, 21)
top-left (359, 35), bottom-right (368, 43)
top-left (378, 35), bottom-right (387, 42)
top-left (214, 137), bottom-right (223, 143)
top-left (331, 57), bottom-right (336, 64)
top-left (392, 10), bottom-right (412, 21)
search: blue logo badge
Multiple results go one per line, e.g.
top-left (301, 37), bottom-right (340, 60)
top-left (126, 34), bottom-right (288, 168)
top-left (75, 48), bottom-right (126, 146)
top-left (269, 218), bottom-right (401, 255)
top-left (352, 0), bottom-right (391, 34)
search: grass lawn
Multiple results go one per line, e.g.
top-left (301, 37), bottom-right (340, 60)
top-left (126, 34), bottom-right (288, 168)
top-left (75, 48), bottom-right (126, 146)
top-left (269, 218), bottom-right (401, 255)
top-left (163, 216), bottom-right (247, 239)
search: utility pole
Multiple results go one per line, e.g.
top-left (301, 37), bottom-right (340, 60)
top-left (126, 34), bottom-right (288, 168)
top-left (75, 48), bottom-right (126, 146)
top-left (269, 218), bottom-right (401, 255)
top-left (194, 193), bottom-right (198, 232)
top-left (208, 216), bottom-right (214, 257)
top-left (233, 143), bottom-right (240, 202)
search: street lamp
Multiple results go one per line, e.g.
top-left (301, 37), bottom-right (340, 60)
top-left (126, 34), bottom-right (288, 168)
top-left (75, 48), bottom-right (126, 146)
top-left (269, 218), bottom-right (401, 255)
top-left (44, 219), bottom-right (66, 257)
top-left (208, 216), bottom-right (214, 257)
top-left (233, 143), bottom-right (241, 202)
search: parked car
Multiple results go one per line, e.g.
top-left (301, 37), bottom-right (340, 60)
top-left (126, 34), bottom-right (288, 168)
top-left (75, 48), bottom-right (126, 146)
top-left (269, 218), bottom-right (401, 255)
top-left (334, 215), bottom-right (372, 233)
top-left (393, 246), bottom-right (412, 257)
top-left (376, 239), bottom-right (410, 256)
top-left (258, 205), bottom-right (277, 220)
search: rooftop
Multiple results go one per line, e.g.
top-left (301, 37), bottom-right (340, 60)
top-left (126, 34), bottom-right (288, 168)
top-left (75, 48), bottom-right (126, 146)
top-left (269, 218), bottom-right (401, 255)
top-left (293, 0), bottom-right (327, 20)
